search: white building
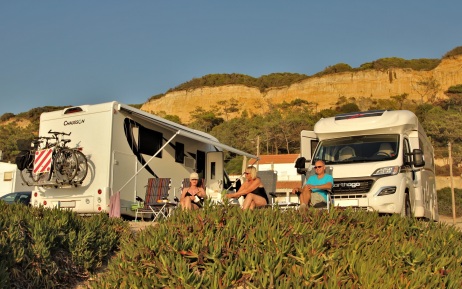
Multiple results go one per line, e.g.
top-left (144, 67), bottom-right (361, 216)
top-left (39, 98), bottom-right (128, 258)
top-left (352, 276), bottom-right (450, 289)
top-left (249, 154), bottom-right (301, 204)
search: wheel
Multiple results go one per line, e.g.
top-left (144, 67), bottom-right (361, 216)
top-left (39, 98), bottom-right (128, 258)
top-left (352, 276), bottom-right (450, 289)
top-left (73, 150), bottom-right (88, 183)
top-left (401, 193), bottom-right (412, 218)
top-left (53, 148), bottom-right (78, 182)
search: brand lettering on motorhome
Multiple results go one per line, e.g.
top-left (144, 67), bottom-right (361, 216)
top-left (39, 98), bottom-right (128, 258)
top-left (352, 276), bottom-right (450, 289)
top-left (334, 182), bottom-right (361, 188)
top-left (64, 119), bottom-right (85, 126)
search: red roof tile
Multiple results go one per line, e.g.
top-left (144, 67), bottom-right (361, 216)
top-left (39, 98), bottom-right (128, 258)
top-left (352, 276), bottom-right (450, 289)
top-left (276, 181), bottom-right (301, 190)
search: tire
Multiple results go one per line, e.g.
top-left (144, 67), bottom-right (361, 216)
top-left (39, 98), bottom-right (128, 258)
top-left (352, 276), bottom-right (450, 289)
top-left (401, 193), bottom-right (412, 218)
top-left (53, 148), bottom-right (78, 182)
top-left (73, 150), bottom-right (88, 183)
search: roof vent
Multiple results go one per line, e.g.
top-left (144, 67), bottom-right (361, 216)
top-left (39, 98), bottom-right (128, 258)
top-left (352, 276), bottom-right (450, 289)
top-left (64, 107), bottom-right (83, 114)
top-left (335, 110), bottom-right (386, 121)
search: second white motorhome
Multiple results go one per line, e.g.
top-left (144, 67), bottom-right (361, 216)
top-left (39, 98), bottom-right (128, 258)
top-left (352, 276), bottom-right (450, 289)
top-left (29, 101), bottom-right (256, 217)
top-left (0, 162), bottom-right (30, 197)
top-left (297, 110), bottom-right (438, 220)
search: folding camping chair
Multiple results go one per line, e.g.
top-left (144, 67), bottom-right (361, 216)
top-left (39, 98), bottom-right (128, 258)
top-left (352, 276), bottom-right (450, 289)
top-left (256, 170), bottom-right (279, 209)
top-left (135, 178), bottom-right (176, 221)
top-left (303, 166), bottom-right (334, 211)
top-left (294, 157), bottom-right (334, 211)
top-left (258, 170), bottom-right (299, 210)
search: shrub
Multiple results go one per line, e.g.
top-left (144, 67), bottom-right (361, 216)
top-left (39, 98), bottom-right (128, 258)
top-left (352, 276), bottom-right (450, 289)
top-left (443, 46), bottom-right (462, 58)
top-left (0, 113), bottom-right (15, 122)
top-left (438, 187), bottom-right (462, 216)
top-left (314, 63), bottom-right (353, 76)
top-left (89, 204), bottom-right (462, 288)
top-left (447, 84), bottom-right (462, 94)
top-left (435, 165), bottom-right (462, 176)
top-left (0, 203), bottom-right (129, 289)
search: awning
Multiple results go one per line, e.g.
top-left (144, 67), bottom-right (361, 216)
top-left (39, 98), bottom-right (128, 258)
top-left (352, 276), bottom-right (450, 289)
top-left (118, 103), bottom-right (258, 159)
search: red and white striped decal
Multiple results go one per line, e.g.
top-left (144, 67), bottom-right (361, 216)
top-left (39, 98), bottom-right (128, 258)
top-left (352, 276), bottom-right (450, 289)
top-left (33, 148), bottom-right (53, 174)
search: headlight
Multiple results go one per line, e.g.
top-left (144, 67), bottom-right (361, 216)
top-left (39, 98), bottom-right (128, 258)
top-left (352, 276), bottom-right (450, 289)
top-left (377, 186), bottom-right (397, 196)
top-left (372, 166), bottom-right (400, 176)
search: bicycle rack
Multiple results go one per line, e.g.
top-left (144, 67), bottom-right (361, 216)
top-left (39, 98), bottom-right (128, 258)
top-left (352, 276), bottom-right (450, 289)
top-left (21, 177), bottom-right (85, 188)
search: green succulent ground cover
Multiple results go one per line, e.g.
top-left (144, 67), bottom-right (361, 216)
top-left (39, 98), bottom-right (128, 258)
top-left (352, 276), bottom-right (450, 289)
top-left (0, 202), bottom-right (129, 289)
top-left (89, 203), bottom-right (462, 289)
top-left (2, 201), bottom-right (462, 289)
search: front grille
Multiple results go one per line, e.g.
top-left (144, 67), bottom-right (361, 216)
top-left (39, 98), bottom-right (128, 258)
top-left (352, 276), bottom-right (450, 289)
top-left (332, 179), bottom-right (374, 195)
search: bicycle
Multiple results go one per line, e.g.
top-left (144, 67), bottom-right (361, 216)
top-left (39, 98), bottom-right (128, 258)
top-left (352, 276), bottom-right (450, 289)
top-left (73, 148), bottom-right (88, 184)
top-left (47, 130), bottom-right (81, 183)
top-left (47, 130), bottom-right (88, 185)
top-left (17, 138), bottom-right (42, 185)
top-left (16, 130), bottom-right (89, 186)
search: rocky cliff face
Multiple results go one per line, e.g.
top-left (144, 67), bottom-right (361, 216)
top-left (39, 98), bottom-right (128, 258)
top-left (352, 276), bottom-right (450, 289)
top-left (141, 56), bottom-right (462, 123)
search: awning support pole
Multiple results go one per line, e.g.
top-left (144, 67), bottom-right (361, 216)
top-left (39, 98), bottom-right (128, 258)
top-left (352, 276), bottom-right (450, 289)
top-left (116, 130), bottom-right (180, 193)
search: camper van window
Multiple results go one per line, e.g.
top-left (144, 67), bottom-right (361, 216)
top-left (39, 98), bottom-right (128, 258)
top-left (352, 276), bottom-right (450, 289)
top-left (211, 162), bottom-right (216, 180)
top-left (138, 126), bottom-right (163, 158)
top-left (418, 139), bottom-right (425, 153)
top-left (419, 139), bottom-right (434, 167)
top-left (403, 139), bottom-right (412, 165)
top-left (175, 142), bottom-right (185, 163)
top-left (311, 139), bottom-right (319, 159)
top-left (312, 134), bottom-right (399, 165)
top-left (4, 172), bottom-right (13, 181)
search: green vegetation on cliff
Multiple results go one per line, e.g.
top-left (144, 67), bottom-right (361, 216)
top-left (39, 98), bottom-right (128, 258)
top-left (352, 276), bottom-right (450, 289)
top-left (150, 45), bottom-right (462, 99)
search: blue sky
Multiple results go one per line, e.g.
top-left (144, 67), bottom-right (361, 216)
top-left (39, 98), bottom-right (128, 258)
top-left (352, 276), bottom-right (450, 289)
top-left (1, 0), bottom-right (461, 115)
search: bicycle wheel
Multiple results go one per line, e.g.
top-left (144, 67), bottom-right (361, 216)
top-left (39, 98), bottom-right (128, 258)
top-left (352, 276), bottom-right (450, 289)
top-left (73, 150), bottom-right (88, 183)
top-left (53, 148), bottom-right (78, 182)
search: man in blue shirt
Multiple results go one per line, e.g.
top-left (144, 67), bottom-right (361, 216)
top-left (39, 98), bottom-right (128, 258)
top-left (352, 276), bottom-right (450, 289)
top-left (292, 160), bottom-right (333, 209)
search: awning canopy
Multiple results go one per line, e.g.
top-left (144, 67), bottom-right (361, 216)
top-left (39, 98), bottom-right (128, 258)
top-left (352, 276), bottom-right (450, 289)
top-left (118, 103), bottom-right (258, 159)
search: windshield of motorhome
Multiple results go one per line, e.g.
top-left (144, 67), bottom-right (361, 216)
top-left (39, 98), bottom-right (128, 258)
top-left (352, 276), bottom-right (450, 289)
top-left (312, 134), bottom-right (399, 164)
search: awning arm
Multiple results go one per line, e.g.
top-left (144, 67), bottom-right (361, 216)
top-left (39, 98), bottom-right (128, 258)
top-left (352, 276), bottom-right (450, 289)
top-left (115, 130), bottom-right (180, 193)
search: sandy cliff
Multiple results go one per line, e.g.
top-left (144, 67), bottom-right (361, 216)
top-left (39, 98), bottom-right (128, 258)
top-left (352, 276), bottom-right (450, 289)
top-left (141, 56), bottom-right (462, 123)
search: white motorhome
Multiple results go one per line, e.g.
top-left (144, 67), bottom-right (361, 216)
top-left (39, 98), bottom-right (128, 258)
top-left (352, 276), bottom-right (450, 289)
top-left (0, 162), bottom-right (30, 197)
top-left (298, 110), bottom-right (438, 220)
top-left (31, 101), bottom-right (256, 217)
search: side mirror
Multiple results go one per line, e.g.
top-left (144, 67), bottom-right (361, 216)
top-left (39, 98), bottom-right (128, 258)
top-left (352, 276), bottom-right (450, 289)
top-left (295, 157), bottom-right (307, 174)
top-left (412, 149), bottom-right (425, 167)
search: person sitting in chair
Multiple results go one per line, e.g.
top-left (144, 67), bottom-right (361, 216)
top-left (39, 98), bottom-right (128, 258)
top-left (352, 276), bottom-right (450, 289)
top-left (226, 166), bottom-right (268, 210)
top-left (292, 160), bottom-right (333, 210)
top-left (180, 172), bottom-right (206, 210)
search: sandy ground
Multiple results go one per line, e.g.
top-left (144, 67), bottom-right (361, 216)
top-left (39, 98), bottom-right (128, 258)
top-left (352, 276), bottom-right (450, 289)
top-left (438, 215), bottom-right (462, 230)
top-left (128, 220), bottom-right (159, 232)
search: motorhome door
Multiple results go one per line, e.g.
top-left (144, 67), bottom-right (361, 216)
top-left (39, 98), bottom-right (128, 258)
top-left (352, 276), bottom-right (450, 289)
top-left (112, 151), bottom-right (137, 212)
top-left (206, 151), bottom-right (224, 200)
